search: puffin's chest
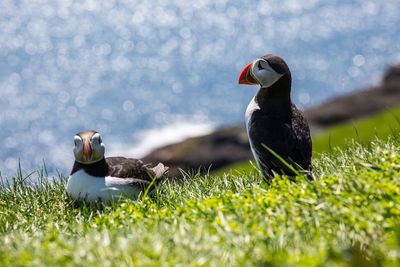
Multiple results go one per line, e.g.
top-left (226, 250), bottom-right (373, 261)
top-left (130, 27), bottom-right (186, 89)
top-left (245, 97), bottom-right (274, 136)
top-left (66, 170), bottom-right (142, 202)
top-left (245, 97), bottom-right (293, 133)
top-left (245, 97), bottom-right (260, 129)
top-left (245, 97), bottom-right (261, 165)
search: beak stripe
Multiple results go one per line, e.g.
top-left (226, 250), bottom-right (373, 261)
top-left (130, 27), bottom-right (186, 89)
top-left (248, 67), bottom-right (260, 84)
top-left (238, 63), bottom-right (258, 85)
top-left (83, 140), bottom-right (91, 161)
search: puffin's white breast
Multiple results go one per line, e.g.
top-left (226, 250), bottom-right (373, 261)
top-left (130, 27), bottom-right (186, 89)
top-left (245, 97), bottom-right (263, 170)
top-left (245, 96), bottom-right (260, 127)
top-left (66, 170), bottom-right (143, 202)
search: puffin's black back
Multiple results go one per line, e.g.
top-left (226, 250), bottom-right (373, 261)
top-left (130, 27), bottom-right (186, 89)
top-left (70, 157), bottom-right (157, 181)
top-left (105, 157), bottom-right (155, 180)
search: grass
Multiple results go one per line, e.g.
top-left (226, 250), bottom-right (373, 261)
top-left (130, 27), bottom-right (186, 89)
top-left (1, 136), bottom-right (400, 266)
top-left (312, 106), bottom-right (400, 155)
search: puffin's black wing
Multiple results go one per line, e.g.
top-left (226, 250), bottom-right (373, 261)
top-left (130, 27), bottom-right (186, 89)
top-left (249, 106), bottom-right (312, 179)
top-left (290, 106), bottom-right (313, 173)
top-left (105, 157), bottom-right (167, 182)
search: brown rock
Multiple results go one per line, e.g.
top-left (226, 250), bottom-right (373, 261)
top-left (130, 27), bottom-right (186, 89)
top-left (305, 64), bottom-right (400, 132)
top-left (142, 126), bottom-right (251, 177)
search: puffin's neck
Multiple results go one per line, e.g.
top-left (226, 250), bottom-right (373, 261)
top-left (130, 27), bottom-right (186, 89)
top-left (70, 158), bottom-right (108, 177)
top-left (255, 74), bottom-right (292, 117)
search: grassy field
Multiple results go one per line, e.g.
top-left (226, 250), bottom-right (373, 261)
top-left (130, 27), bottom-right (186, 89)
top-left (1, 136), bottom-right (400, 266)
top-left (312, 106), bottom-right (400, 155)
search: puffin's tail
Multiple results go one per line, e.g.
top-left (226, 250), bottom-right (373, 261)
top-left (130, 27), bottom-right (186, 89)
top-left (151, 163), bottom-right (169, 179)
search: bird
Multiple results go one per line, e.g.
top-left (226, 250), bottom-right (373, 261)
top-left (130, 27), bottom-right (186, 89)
top-left (238, 54), bottom-right (312, 180)
top-left (66, 130), bottom-right (168, 202)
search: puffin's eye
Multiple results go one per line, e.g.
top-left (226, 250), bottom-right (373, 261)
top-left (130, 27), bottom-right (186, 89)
top-left (257, 61), bottom-right (264, 70)
top-left (74, 137), bottom-right (81, 146)
top-left (98, 136), bottom-right (102, 144)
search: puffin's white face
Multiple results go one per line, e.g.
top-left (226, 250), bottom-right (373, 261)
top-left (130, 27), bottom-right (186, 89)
top-left (73, 131), bottom-right (105, 164)
top-left (249, 59), bottom-right (284, 88)
top-left (238, 56), bottom-right (287, 88)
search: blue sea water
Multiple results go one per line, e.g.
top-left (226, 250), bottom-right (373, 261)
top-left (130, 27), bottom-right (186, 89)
top-left (0, 0), bottom-right (400, 177)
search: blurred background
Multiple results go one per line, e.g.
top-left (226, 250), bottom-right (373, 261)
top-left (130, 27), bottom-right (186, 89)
top-left (1, 0), bottom-right (400, 178)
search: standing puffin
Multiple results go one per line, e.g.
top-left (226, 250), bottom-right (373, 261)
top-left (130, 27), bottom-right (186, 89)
top-left (238, 54), bottom-right (312, 180)
top-left (66, 130), bottom-right (168, 202)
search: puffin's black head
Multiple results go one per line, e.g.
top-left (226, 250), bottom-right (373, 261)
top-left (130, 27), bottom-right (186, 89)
top-left (73, 130), bottom-right (105, 164)
top-left (238, 54), bottom-right (290, 88)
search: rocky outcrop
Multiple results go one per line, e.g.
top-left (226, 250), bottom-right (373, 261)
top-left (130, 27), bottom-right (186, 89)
top-left (144, 64), bottom-right (400, 177)
top-left (306, 64), bottom-right (400, 132)
top-left (143, 126), bottom-right (251, 177)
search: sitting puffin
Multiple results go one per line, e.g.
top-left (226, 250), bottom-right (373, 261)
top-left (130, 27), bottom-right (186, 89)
top-left (238, 54), bottom-right (312, 180)
top-left (66, 130), bottom-right (168, 202)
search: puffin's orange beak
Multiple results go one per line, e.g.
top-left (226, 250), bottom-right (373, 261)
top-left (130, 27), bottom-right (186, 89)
top-left (238, 63), bottom-right (258, 85)
top-left (83, 139), bottom-right (91, 161)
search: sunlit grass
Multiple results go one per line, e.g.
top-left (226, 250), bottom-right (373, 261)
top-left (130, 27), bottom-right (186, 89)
top-left (1, 136), bottom-right (400, 265)
top-left (312, 106), bottom-right (400, 155)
